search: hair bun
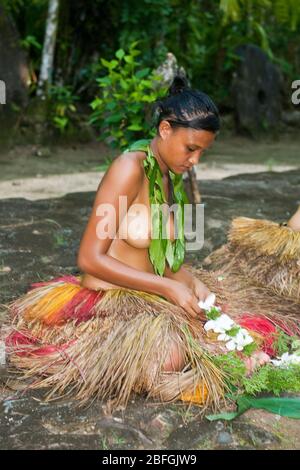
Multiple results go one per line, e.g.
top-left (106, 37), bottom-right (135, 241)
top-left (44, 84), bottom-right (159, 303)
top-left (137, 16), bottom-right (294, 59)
top-left (167, 75), bottom-right (189, 96)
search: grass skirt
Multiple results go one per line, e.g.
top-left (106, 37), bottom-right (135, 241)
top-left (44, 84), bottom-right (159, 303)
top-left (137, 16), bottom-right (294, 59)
top-left (2, 254), bottom-right (300, 412)
top-left (1, 272), bottom-right (229, 412)
top-left (204, 217), bottom-right (300, 303)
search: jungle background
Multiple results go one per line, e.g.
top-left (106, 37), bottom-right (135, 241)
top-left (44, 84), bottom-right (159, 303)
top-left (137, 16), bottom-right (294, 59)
top-left (0, 0), bottom-right (299, 198)
top-left (0, 0), bottom-right (300, 451)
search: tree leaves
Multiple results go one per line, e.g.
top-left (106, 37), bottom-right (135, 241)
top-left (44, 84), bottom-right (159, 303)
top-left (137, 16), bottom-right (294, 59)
top-left (89, 43), bottom-right (167, 149)
top-left (207, 395), bottom-right (300, 421)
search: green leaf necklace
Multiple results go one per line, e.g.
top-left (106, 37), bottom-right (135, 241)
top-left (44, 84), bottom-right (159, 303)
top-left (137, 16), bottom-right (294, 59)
top-left (124, 139), bottom-right (189, 276)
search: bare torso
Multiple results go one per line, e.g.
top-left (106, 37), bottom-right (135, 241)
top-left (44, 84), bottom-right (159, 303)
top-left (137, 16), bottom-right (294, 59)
top-left (80, 150), bottom-right (175, 291)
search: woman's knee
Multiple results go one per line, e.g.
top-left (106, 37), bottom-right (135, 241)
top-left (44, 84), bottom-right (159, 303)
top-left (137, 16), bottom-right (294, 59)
top-left (162, 339), bottom-right (185, 372)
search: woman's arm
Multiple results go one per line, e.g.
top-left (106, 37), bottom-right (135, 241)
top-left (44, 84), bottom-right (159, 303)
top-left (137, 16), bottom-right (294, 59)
top-left (164, 264), bottom-right (194, 287)
top-left (287, 205), bottom-right (300, 231)
top-left (164, 264), bottom-right (211, 301)
top-left (77, 154), bottom-right (167, 297)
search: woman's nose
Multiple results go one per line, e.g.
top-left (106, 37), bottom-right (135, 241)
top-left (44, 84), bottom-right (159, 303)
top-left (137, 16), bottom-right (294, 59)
top-left (189, 152), bottom-right (202, 165)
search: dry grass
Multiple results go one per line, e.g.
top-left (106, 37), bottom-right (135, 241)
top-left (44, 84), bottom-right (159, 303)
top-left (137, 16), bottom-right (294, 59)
top-left (2, 281), bottom-right (229, 413)
top-left (204, 217), bottom-right (300, 302)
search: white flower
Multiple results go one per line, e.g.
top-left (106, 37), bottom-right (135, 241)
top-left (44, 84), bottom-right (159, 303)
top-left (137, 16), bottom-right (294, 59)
top-left (198, 293), bottom-right (216, 311)
top-left (270, 359), bottom-right (282, 367)
top-left (225, 339), bottom-right (237, 351)
top-left (201, 298), bottom-right (254, 352)
top-left (204, 320), bottom-right (218, 332)
top-left (224, 330), bottom-right (253, 351)
top-left (214, 314), bottom-right (235, 333)
top-left (218, 333), bottom-right (231, 342)
top-left (240, 328), bottom-right (250, 336)
top-left (204, 314), bottom-right (235, 334)
top-left (236, 330), bottom-right (253, 346)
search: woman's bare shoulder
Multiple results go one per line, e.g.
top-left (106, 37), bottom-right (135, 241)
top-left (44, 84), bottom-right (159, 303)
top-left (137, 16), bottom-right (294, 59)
top-left (119, 149), bottom-right (147, 166)
top-left (108, 150), bottom-right (146, 177)
top-left (98, 151), bottom-right (145, 191)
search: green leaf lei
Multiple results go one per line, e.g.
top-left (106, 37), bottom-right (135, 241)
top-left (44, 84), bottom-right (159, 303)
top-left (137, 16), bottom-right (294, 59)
top-left (124, 139), bottom-right (189, 276)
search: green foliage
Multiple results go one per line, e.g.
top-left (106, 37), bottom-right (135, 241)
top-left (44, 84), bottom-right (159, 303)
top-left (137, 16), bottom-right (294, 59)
top-left (216, 0), bottom-right (300, 89)
top-left (207, 395), bottom-right (300, 421)
top-left (206, 307), bottom-right (221, 320)
top-left (220, 0), bottom-right (300, 30)
top-left (3, 0), bottom-right (300, 118)
top-left (243, 364), bottom-right (300, 396)
top-left (213, 350), bottom-right (300, 397)
top-left (48, 85), bottom-right (79, 134)
top-left (273, 330), bottom-right (299, 356)
top-left (213, 351), bottom-right (247, 384)
top-left (226, 325), bottom-right (241, 337)
top-left (20, 34), bottom-right (42, 51)
top-left (89, 41), bottom-right (167, 150)
top-left (1, 0), bottom-right (49, 92)
top-left (242, 341), bottom-right (258, 357)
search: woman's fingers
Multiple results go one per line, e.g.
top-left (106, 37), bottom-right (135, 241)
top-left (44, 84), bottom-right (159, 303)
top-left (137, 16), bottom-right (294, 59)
top-left (187, 306), bottom-right (199, 318)
top-left (193, 303), bottom-right (206, 320)
top-left (245, 357), bottom-right (256, 375)
top-left (245, 351), bottom-right (271, 375)
top-left (253, 351), bottom-right (270, 366)
top-left (185, 298), bottom-right (206, 319)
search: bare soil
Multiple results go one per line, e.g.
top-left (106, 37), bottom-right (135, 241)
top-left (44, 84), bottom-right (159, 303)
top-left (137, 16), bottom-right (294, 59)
top-left (0, 133), bottom-right (299, 200)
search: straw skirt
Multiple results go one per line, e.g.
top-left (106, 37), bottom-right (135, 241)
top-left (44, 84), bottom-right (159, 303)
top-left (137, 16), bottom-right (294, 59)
top-left (2, 218), bottom-right (300, 413)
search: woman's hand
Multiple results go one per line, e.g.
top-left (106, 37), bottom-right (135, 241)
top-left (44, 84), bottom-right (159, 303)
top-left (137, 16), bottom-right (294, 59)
top-left (164, 280), bottom-right (206, 320)
top-left (192, 278), bottom-right (211, 302)
top-left (244, 351), bottom-right (270, 375)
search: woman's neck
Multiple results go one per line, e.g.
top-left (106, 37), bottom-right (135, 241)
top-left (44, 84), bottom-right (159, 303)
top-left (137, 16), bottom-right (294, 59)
top-left (149, 136), bottom-right (169, 176)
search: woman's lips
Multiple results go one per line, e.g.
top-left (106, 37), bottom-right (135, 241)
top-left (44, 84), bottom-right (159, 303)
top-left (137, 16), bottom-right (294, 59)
top-left (182, 165), bottom-right (192, 170)
top-left (175, 164), bottom-right (192, 173)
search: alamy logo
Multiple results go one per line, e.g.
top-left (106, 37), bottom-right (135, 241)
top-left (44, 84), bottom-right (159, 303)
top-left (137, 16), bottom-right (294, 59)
top-left (0, 80), bottom-right (6, 104)
top-left (292, 80), bottom-right (300, 105)
top-left (94, 197), bottom-right (205, 251)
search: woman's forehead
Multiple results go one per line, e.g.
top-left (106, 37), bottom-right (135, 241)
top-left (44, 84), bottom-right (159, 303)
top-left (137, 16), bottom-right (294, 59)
top-left (178, 128), bottom-right (215, 145)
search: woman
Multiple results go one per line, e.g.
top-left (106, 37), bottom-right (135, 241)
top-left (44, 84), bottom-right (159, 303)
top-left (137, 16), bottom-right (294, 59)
top-left (1, 76), bottom-right (287, 413)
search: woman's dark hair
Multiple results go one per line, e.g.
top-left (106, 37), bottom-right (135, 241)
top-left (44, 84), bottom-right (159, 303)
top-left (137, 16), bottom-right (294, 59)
top-left (152, 75), bottom-right (220, 133)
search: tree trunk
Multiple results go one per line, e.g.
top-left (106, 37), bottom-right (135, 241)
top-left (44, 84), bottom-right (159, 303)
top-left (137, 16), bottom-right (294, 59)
top-left (183, 167), bottom-right (201, 205)
top-left (187, 167), bottom-right (201, 204)
top-left (37, 0), bottom-right (60, 98)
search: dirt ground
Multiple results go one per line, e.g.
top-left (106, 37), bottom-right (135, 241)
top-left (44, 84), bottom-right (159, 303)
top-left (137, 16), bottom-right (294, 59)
top-left (0, 132), bottom-right (299, 200)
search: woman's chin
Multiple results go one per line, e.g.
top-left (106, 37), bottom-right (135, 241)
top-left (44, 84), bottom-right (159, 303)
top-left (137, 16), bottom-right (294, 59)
top-left (172, 166), bottom-right (186, 175)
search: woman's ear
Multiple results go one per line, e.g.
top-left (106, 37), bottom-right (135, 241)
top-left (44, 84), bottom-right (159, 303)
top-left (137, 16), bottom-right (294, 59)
top-left (158, 120), bottom-right (173, 141)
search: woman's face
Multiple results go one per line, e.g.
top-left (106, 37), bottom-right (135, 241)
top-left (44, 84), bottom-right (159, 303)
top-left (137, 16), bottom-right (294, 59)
top-left (158, 120), bottom-right (216, 174)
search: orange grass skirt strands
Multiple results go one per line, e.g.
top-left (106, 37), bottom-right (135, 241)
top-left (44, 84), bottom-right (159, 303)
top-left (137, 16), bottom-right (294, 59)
top-left (180, 382), bottom-right (208, 404)
top-left (9, 275), bottom-right (105, 326)
top-left (204, 217), bottom-right (300, 302)
top-left (1, 274), bottom-right (230, 414)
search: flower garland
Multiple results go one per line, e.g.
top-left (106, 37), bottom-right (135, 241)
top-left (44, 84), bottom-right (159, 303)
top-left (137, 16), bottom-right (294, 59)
top-left (199, 293), bottom-right (300, 363)
top-left (198, 293), bottom-right (300, 421)
top-left (199, 293), bottom-right (257, 355)
top-left (124, 139), bottom-right (189, 276)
